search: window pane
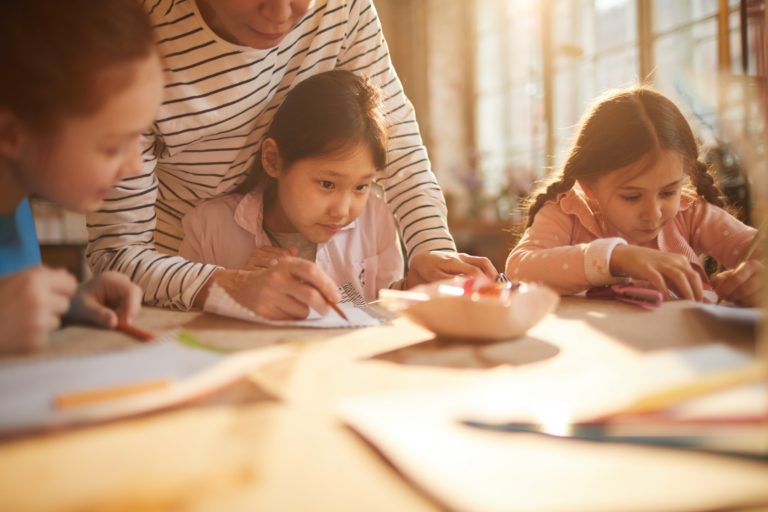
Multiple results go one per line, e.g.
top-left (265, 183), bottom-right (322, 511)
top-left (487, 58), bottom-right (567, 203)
top-left (652, 0), bottom-right (719, 34)
top-left (476, 32), bottom-right (506, 93)
top-left (595, 0), bottom-right (637, 49)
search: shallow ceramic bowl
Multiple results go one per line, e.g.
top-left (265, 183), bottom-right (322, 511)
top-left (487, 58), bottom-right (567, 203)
top-left (382, 281), bottom-right (559, 341)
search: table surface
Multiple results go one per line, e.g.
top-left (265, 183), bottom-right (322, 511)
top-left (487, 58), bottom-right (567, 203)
top-left (0, 298), bottom-right (765, 512)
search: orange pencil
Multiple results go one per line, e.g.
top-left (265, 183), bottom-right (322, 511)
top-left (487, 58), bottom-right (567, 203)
top-left (55, 379), bottom-right (171, 409)
top-left (115, 321), bottom-right (156, 342)
top-left (325, 296), bottom-right (349, 321)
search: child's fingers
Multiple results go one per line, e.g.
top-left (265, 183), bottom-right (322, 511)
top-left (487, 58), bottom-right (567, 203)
top-left (114, 282), bottom-right (143, 324)
top-left (246, 247), bottom-right (293, 269)
top-left (661, 264), bottom-right (702, 302)
top-left (254, 292), bottom-right (311, 320)
top-left (715, 263), bottom-right (762, 305)
top-left (280, 258), bottom-right (340, 304)
top-left (644, 269), bottom-right (669, 297)
top-left (44, 268), bottom-right (79, 296)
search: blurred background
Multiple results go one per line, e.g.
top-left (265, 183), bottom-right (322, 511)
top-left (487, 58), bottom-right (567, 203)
top-left (33, 0), bottom-right (767, 276)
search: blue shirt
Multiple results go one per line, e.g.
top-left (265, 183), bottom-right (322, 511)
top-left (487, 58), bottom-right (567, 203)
top-left (0, 198), bottom-right (41, 276)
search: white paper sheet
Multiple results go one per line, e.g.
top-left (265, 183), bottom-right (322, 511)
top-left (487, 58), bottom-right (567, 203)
top-left (0, 338), bottom-right (289, 434)
top-left (338, 344), bottom-right (768, 512)
top-left (203, 280), bottom-right (380, 328)
top-left (697, 303), bottom-right (764, 324)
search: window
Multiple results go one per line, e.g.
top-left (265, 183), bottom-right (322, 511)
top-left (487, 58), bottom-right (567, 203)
top-left (471, 0), bottom-right (763, 212)
top-left (473, 0), bottom-right (544, 194)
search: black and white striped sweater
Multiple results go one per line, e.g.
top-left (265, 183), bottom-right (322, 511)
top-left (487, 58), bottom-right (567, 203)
top-left (86, 0), bottom-right (455, 309)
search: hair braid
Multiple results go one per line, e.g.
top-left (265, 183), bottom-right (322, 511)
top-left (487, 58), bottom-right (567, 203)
top-left (525, 174), bottom-right (576, 227)
top-left (690, 160), bottom-right (725, 208)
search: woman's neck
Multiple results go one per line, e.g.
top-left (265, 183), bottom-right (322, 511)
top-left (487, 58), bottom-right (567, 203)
top-left (0, 162), bottom-right (27, 214)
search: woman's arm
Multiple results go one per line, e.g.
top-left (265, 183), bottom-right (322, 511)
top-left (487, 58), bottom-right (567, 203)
top-left (336, 0), bottom-right (455, 262)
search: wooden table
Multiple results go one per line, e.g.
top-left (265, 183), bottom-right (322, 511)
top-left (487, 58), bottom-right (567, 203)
top-left (0, 298), bottom-right (765, 511)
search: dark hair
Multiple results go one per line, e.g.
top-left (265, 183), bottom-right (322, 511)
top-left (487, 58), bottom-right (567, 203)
top-left (525, 86), bottom-right (725, 227)
top-left (0, 0), bottom-right (157, 132)
top-left (242, 70), bottom-right (387, 191)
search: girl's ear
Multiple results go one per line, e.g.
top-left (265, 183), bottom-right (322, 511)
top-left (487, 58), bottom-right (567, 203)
top-left (0, 110), bottom-right (24, 161)
top-left (261, 138), bottom-right (282, 178)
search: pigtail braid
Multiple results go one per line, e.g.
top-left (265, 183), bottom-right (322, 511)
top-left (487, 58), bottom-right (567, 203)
top-left (691, 160), bottom-right (725, 208)
top-left (525, 174), bottom-right (576, 227)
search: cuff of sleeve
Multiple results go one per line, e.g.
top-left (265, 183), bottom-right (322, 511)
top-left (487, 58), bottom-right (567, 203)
top-left (584, 237), bottom-right (627, 285)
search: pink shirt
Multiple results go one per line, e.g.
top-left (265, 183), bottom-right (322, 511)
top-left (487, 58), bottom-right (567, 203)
top-left (179, 189), bottom-right (404, 302)
top-left (506, 189), bottom-right (757, 295)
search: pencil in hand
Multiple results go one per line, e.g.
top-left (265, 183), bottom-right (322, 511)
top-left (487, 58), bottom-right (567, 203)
top-left (115, 321), bottom-right (156, 342)
top-left (325, 296), bottom-right (349, 321)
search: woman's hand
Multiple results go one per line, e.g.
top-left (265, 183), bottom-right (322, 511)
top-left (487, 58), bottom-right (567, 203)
top-left (406, 250), bottom-right (498, 288)
top-left (66, 271), bottom-right (143, 328)
top-left (711, 259), bottom-right (764, 306)
top-left (211, 258), bottom-right (341, 320)
top-left (610, 245), bottom-right (703, 301)
top-left (244, 246), bottom-right (298, 271)
top-left (0, 266), bottom-right (77, 353)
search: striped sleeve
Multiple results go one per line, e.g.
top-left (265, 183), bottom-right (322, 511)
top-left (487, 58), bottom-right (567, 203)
top-left (337, 0), bottom-right (457, 260)
top-left (85, 133), bottom-right (220, 310)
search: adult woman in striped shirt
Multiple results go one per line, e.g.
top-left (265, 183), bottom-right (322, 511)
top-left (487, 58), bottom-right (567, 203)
top-left (86, 0), bottom-right (496, 312)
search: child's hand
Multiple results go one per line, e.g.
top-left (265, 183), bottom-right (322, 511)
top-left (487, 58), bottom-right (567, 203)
top-left (406, 250), bottom-right (498, 288)
top-left (245, 246), bottom-right (299, 270)
top-left (711, 259), bottom-right (764, 306)
top-left (66, 271), bottom-right (143, 328)
top-left (0, 266), bottom-right (77, 353)
top-left (213, 258), bottom-right (341, 320)
top-left (610, 245), bottom-right (704, 301)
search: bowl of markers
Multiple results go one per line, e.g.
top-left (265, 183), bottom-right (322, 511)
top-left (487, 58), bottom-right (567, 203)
top-left (379, 275), bottom-right (559, 341)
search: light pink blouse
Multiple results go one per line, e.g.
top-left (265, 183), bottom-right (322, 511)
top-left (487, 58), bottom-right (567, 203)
top-left (179, 189), bottom-right (404, 302)
top-left (505, 189), bottom-right (757, 295)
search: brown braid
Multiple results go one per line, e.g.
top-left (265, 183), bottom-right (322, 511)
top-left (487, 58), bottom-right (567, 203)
top-left (690, 160), bottom-right (726, 208)
top-left (525, 173), bottom-right (576, 227)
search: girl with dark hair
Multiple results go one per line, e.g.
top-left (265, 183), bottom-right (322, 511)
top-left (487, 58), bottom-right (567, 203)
top-left (506, 86), bottom-right (762, 306)
top-left (0, 0), bottom-right (164, 352)
top-left (180, 71), bottom-right (404, 319)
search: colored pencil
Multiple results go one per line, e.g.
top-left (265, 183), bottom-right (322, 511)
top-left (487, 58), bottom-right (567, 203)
top-left (115, 321), bottom-right (156, 342)
top-left (55, 379), bottom-right (171, 409)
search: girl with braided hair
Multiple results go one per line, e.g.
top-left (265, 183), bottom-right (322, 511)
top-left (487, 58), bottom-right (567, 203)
top-left (506, 86), bottom-right (763, 306)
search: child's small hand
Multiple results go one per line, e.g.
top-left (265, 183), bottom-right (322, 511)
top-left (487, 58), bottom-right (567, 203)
top-left (66, 271), bottom-right (143, 328)
top-left (711, 259), bottom-right (764, 306)
top-left (214, 258), bottom-right (341, 320)
top-left (406, 250), bottom-right (497, 288)
top-left (245, 246), bottom-right (298, 270)
top-left (0, 266), bottom-right (78, 353)
top-left (610, 245), bottom-right (703, 301)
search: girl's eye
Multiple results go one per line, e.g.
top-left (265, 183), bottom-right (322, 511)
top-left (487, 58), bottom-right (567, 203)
top-left (319, 180), bottom-right (334, 190)
top-left (660, 190), bottom-right (678, 198)
top-left (620, 195), bottom-right (641, 202)
top-left (355, 184), bottom-right (370, 192)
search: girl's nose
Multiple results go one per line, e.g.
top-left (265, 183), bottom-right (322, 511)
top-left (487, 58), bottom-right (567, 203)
top-left (641, 198), bottom-right (662, 221)
top-left (328, 193), bottom-right (352, 219)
